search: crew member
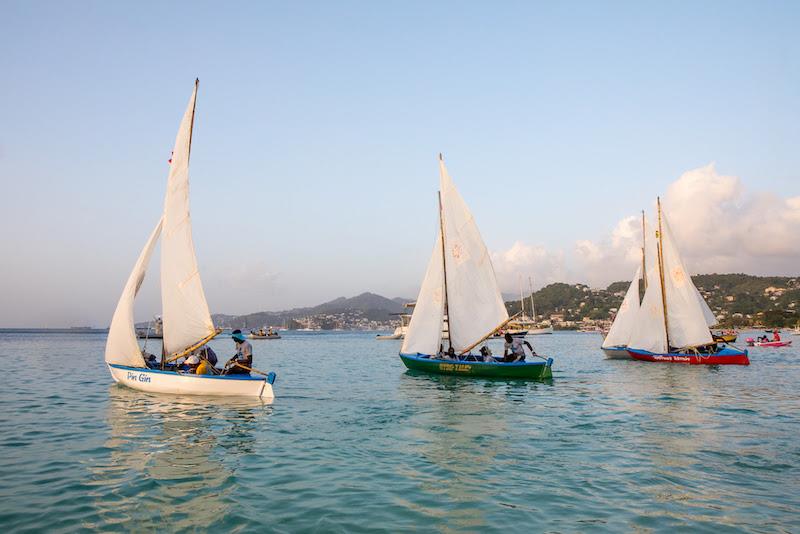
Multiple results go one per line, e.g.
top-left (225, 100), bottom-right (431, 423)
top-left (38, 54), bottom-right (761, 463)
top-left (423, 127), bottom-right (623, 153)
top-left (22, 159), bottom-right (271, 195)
top-left (503, 333), bottom-right (532, 362)
top-left (226, 329), bottom-right (253, 374)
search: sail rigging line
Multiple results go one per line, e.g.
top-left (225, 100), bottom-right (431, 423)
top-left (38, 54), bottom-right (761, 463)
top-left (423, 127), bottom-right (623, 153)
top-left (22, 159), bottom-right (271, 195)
top-left (438, 185), bottom-right (452, 351)
top-left (656, 197), bottom-right (671, 349)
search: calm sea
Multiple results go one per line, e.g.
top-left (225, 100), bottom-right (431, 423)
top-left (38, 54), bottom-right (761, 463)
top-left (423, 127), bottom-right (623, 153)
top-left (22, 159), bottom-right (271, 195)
top-left (0, 331), bottom-right (797, 532)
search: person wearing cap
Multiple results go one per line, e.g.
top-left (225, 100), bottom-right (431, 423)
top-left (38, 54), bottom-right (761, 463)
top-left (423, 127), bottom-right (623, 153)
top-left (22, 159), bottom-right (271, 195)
top-left (226, 329), bottom-right (253, 374)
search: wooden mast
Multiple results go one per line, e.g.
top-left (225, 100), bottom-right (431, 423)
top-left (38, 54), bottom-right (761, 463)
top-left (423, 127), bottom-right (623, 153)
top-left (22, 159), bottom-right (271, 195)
top-left (641, 210), bottom-right (647, 291)
top-left (187, 78), bottom-right (198, 161)
top-left (656, 198), bottom-right (670, 350)
top-left (438, 155), bottom-right (452, 351)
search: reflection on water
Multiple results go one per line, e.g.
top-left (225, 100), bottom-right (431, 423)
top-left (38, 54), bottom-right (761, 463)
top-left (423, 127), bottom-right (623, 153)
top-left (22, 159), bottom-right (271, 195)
top-left (87, 387), bottom-right (272, 530)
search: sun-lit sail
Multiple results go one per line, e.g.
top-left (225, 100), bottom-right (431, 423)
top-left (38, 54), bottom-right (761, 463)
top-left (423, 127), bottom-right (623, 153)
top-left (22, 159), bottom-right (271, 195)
top-left (105, 218), bottom-right (163, 367)
top-left (659, 212), bottom-right (714, 348)
top-left (160, 80), bottom-right (216, 356)
top-left (438, 157), bottom-right (508, 352)
top-left (602, 266), bottom-right (641, 348)
top-left (401, 230), bottom-right (445, 355)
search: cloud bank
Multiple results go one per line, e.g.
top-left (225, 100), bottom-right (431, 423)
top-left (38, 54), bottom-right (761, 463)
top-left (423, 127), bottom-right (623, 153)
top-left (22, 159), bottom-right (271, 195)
top-left (492, 163), bottom-right (800, 291)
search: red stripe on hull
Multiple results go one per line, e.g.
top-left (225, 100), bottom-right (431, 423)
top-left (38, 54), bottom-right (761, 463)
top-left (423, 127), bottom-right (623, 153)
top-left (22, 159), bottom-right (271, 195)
top-left (628, 351), bottom-right (750, 365)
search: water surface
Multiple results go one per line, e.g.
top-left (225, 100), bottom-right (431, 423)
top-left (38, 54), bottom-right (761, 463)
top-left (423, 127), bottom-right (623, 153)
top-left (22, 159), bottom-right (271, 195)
top-left (0, 331), bottom-right (797, 532)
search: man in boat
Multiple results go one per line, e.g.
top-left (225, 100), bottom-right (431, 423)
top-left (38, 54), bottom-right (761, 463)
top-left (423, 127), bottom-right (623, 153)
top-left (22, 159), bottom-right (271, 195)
top-left (503, 333), bottom-right (532, 362)
top-left (226, 330), bottom-right (253, 374)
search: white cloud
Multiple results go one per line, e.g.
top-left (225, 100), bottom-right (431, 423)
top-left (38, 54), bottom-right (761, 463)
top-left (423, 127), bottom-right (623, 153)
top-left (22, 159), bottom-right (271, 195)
top-left (491, 163), bottom-right (800, 290)
top-left (490, 241), bottom-right (569, 292)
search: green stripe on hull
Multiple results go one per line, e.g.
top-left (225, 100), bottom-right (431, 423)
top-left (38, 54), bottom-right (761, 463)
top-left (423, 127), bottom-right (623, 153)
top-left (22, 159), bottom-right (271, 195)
top-left (399, 354), bottom-right (552, 379)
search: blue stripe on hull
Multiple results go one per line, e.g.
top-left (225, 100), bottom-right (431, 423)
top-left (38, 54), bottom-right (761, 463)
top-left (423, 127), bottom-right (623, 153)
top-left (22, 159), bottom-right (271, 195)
top-left (108, 363), bottom-right (267, 381)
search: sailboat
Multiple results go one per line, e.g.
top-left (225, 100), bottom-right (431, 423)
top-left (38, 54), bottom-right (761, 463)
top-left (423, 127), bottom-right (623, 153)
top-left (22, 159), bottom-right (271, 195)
top-left (626, 199), bottom-right (749, 365)
top-left (601, 211), bottom-right (650, 359)
top-left (399, 155), bottom-right (554, 379)
top-left (104, 80), bottom-right (277, 397)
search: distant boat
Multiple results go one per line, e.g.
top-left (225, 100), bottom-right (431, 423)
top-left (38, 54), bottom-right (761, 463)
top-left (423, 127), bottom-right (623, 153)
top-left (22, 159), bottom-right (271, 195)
top-left (248, 327), bottom-right (281, 339)
top-left (399, 155), bottom-right (553, 379)
top-left (136, 315), bottom-right (163, 339)
top-left (626, 198), bottom-right (749, 365)
top-left (377, 306), bottom-right (451, 340)
top-left (104, 80), bottom-right (276, 397)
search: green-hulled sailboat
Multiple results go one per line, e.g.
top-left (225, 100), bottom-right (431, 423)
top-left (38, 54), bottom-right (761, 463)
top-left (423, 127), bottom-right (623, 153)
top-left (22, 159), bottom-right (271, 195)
top-left (399, 155), bottom-right (553, 379)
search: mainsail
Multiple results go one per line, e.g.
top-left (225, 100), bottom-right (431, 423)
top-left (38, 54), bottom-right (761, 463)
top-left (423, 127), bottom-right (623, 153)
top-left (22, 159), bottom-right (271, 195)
top-left (105, 218), bottom-right (163, 367)
top-left (401, 230), bottom-right (445, 355)
top-left (602, 266), bottom-right (641, 348)
top-left (160, 80), bottom-right (216, 355)
top-left (438, 156), bottom-right (508, 352)
top-left (659, 210), bottom-right (713, 348)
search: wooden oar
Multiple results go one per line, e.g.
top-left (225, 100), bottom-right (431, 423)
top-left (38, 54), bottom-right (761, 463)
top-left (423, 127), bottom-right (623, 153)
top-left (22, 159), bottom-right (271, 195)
top-left (459, 312), bottom-right (521, 355)
top-left (224, 361), bottom-right (272, 378)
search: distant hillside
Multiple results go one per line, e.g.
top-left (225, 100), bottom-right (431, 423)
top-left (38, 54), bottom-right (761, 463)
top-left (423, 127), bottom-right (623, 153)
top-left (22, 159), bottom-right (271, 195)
top-left (139, 274), bottom-right (800, 331)
top-left (506, 273), bottom-right (800, 328)
top-left (211, 292), bottom-right (411, 329)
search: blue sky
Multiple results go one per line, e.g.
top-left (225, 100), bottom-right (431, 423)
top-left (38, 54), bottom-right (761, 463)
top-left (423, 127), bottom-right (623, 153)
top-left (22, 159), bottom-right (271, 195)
top-left (1, 1), bottom-right (798, 326)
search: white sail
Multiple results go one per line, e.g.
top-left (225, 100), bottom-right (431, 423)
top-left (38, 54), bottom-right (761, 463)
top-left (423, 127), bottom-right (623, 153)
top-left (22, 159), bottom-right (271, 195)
top-left (160, 81), bottom-right (216, 355)
top-left (694, 284), bottom-right (717, 327)
top-left (401, 230), bottom-right (445, 355)
top-left (660, 212), bottom-right (714, 348)
top-left (628, 217), bottom-right (668, 353)
top-left (438, 157), bottom-right (508, 352)
top-left (105, 218), bottom-right (163, 367)
top-left (628, 268), bottom-right (668, 353)
top-left (602, 266), bottom-right (641, 348)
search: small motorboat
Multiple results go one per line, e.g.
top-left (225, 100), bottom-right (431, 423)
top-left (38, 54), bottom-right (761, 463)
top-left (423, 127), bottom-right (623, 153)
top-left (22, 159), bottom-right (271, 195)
top-left (248, 327), bottom-right (281, 339)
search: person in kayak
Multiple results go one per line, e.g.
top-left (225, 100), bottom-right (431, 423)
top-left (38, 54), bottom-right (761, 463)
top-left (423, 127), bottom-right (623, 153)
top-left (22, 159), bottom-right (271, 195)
top-left (773, 330), bottom-right (781, 342)
top-left (503, 333), bottom-right (533, 362)
top-left (225, 330), bottom-right (253, 374)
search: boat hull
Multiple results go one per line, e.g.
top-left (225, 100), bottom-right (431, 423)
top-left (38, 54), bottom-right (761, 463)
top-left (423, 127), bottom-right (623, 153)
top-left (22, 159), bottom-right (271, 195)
top-left (248, 335), bottom-right (282, 339)
top-left (399, 353), bottom-right (553, 379)
top-left (108, 364), bottom-right (275, 397)
top-left (627, 348), bottom-right (749, 366)
top-left (754, 341), bottom-right (792, 348)
top-left (527, 327), bottom-right (553, 335)
top-left (712, 334), bottom-right (737, 343)
top-left (601, 346), bottom-right (631, 359)
top-left (376, 334), bottom-right (403, 340)
top-left (492, 330), bottom-right (528, 338)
